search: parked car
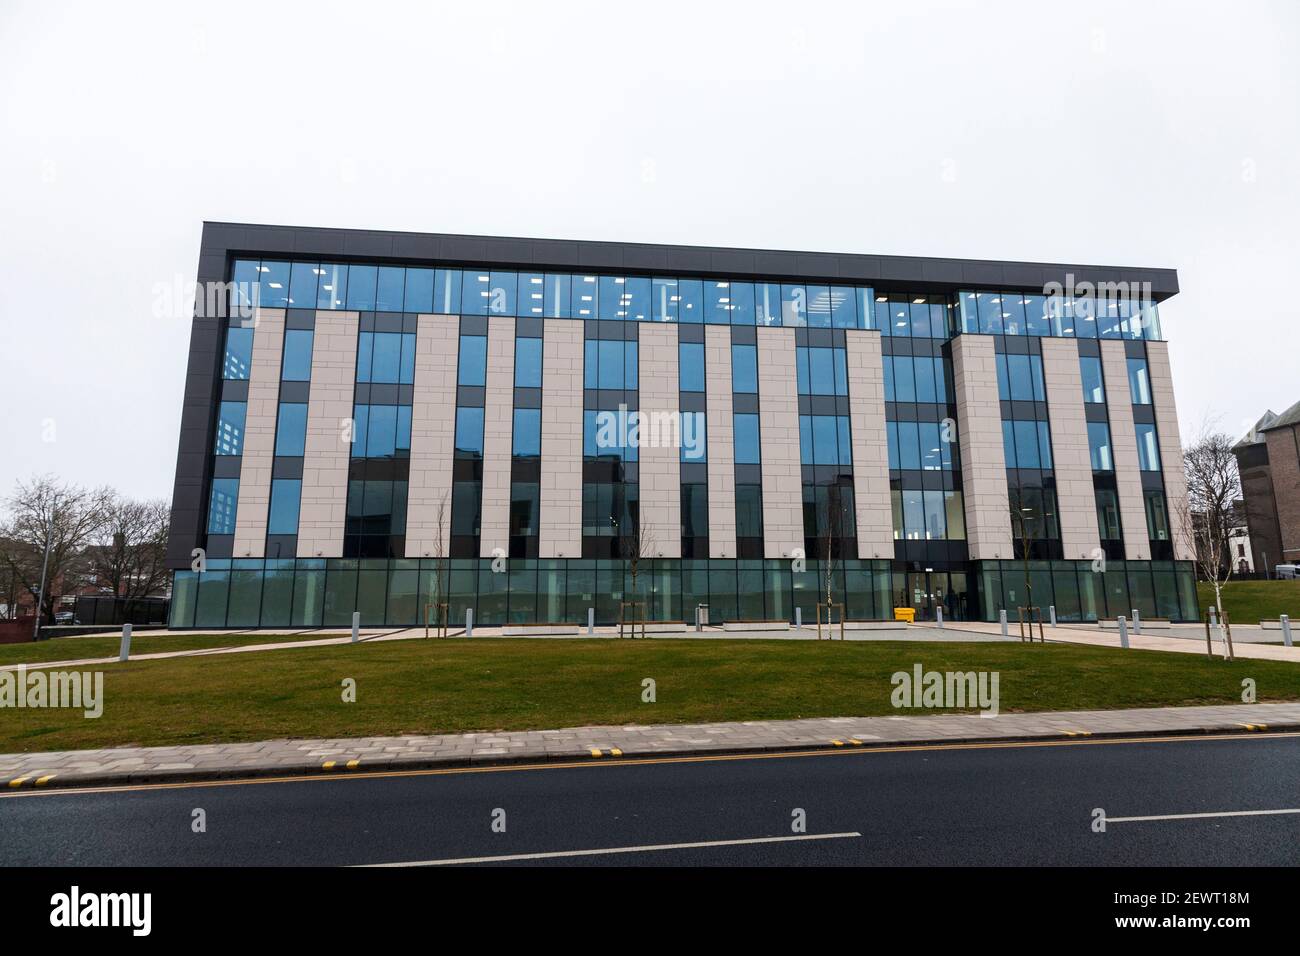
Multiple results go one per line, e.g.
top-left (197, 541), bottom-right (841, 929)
top-left (54, 610), bottom-right (75, 624)
top-left (1277, 565), bottom-right (1298, 580)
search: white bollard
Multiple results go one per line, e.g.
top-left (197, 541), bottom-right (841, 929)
top-left (795, 607), bottom-right (802, 631)
top-left (1049, 605), bottom-right (1057, 628)
top-left (118, 622), bottom-right (132, 662)
top-left (1131, 608), bottom-right (1141, 635)
top-left (1209, 605), bottom-right (1218, 626)
top-left (351, 611), bottom-right (360, 643)
top-left (936, 606), bottom-right (944, 629)
top-left (1118, 615), bottom-right (1129, 649)
top-left (466, 607), bottom-right (474, 638)
top-left (999, 608), bottom-right (1008, 637)
top-left (587, 607), bottom-right (594, 636)
top-left (1281, 614), bottom-right (1292, 648)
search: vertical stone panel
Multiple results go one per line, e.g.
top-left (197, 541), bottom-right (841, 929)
top-left (638, 324), bottom-right (682, 558)
top-left (951, 336), bottom-right (1013, 559)
top-left (479, 317), bottom-right (516, 557)
top-left (1101, 340), bottom-right (1152, 560)
top-left (297, 310), bottom-right (359, 557)
top-left (405, 314), bottom-right (459, 557)
top-left (539, 319), bottom-right (583, 558)
top-left (233, 309), bottom-right (285, 556)
top-left (757, 327), bottom-right (803, 558)
top-left (1041, 338), bottom-right (1101, 559)
top-left (845, 330), bottom-right (893, 559)
top-left (704, 326), bottom-right (735, 558)
top-left (1145, 341), bottom-right (1195, 560)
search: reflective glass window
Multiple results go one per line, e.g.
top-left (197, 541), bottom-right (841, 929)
top-left (316, 263), bottom-right (348, 310)
top-left (1136, 424), bottom-right (1161, 471)
top-left (781, 285), bottom-right (807, 327)
top-left (731, 344), bottom-right (758, 393)
top-left (275, 402), bottom-right (308, 457)
top-left (282, 329), bottom-right (314, 381)
top-left (734, 413), bottom-right (761, 464)
top-left (345, 265), bottom-right (377, 311)
top-left (207, 478), bottom-right (239, 535)
top-left (679, 342), bottom-right (705, 392)
top-left (403, 268), bottom-right (435, 313)
top-left (214, 401), bottom-right (246, 456)
top-left (461, 271), bottom-right (491, 316)
top-left (375, 267), bottom-right (405, 312)
top-left (455, 407), bottom-right (485, 458)
top-left (289, 262), bottom-right (318, 307)
top-left (1080, 355), bottom-right (1105, 403)
top-left (729, 282), bottom-right (754, 325)
top-left (223, 327), bottom-right (253, 380)
top-left (1088, 422), bottom-right (1113, 471)
top-left (258, 261), bottom-right (291, 308)
top-left (572, 275), bottom-right (598, 318)
top-left (681, 412), bottom-right (707, 463)
top-left (517, 273), bottom-right (546, 317)
top-left (433, 269), bottom-right (461, 314)
top-left (755, 283), bottom-right (782, 326)
top-left (831, 287), bottom-right (858, 329)
top-left (488, 272), bottom-right (517, 316)
top-left (513, 408), bottom-right (541, 458)
top-left (1127, 358), bottom-right (1152, 404)
top-left (652, 278), bottom-right (678, 322)
top-left (268, 479), bottom-right (302, 534)
top-left (542, 274), bottom-right (569, 318)
top-left (599, 276), bottom-right (627, 320)
top-left (806, 286), bottom-right (832, 328)
top-left (515, 337), bottom-right (542, 388)
top-left (457, 335), bottom-right (487, 386)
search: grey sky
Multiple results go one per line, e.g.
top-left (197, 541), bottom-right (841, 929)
top-left (1, 0), bottom-right (1296, 501)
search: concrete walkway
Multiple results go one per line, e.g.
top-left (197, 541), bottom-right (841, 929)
top-left (946, 620), bottom-right (1300, 663)
top-left (3, 702), bottom-right (1298, 791)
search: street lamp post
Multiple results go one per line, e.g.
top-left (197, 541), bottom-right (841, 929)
top-left (32, 525), bottom-right (52, 641)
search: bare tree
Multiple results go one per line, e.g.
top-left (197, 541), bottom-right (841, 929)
top-left (86, 495), bottom-right (171, 616)
top-left (1008, 486), bottom-right (1037, 611)
top-left (425, 494), bottom-right (450, 636)
top-left (618, 503), bottom-right (656, 629)
top-left (1179, 428), bottom-right (1241, 623)
top-left (818, 483), bottom-right (850, 608)
top-left (0, 476), bottom-right (111, 626)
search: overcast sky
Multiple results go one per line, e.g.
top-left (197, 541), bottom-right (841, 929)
top-left (1, 0), bottom-right (1296, 502)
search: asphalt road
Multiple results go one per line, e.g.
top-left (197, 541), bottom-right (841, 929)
top-left (4, 734), bottom-right (1300, 866)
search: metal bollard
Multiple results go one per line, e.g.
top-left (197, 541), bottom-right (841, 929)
top-left (999, 609), bottom-right (1008, 637)
top-left (1281, 614), bottom-right (1293, 648)
top-left (1049, 605), bottom-right (1057, 628)
top-left (1131, 608), bottom-right (1141, 635)
top-left (351, 611), bottom-right (360, 643)
top-left (587, 607), bottom-right (595, 636)
top-left (936, 606), bottom-right (944, 629)
top-left (795, 607), bottom-right (802, 631)
top-left (1118, 615), bottom-right (1129, 649)
top-left (466, 607), bottom-right (474, 638)
top-left (1209, 605), bottom-right (1218, 626)
top-left (118, 623), bottom-right (132, 662)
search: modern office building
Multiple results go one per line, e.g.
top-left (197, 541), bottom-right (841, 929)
top-left (167, 222), bottom-right (1199, 628)
top-left (1234, 400), bottom-right (1300, 574)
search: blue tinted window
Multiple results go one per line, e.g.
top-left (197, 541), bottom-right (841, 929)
top-left (977, 293), bottom-right (1004, 334)
top-left (886, 421), bottom-right (900, 470)
top-left (488, 272), bottom-right (517, 315)
top-left (1080, 356), bottom-right (1105, 403)
top-left (812, 415), bottom-right (838, 464)
top-left (837, 416), bottom-right (852, 465)
top-left (681, 412), bottom-right (707, 463)
top-left (214, 401), bottom-right (246, 456)
top-left (375, 267), bottom-right (404, 312)
top-left (316, 263), bottom-right (348, 310)
top-left (403, 268), bottom-right (434, 313)
top-left (893, 355), bottom-right (916, 402)
top-left (434, 269), bottom-right (461, 314)
top-left (513, 408), bottom-right (541, 457)
top-left (677, 279), bottom-right (703, 324)
top-left (598, 340), bottom-right (624, 389)
top-left (781, 285), bottom-right (807, 327)
top-left (223, 327), bottom-right (253, 380)
top-left (679, 342), bottom-right (705, 392)
top-left (1013, 420), bottom-right (1040, 469)
top-left (1038, 421), bottom-right (1053, 469)
top-left (460, 271), bottom-right (490, 316)
top-left (455, 407), bottom-right (485, 457)
top-left (346, 265), bottom-right (377, 311)
top-left (583, 409), bottom-right (637, 461)
top-left (517, 273), bottom-right (545, 317)
top-left (231, 260), bottom-right (259, 313)
top-left (704, 281), bottom-right (732, 324)
top-left (352, 405), bottom-right (369, 457)
top-left (755, 283), bottom-right (782, 326)
top-left (799, 416), bottom-right (814, 463)
top-left (543, 274), bottom-right (570, 318)
top-left (288, 262), bottom-right (318, 307)
top-left (1127, 358), bottom-right (1152, 404)
top-left (795, 347), bottom-right (811, 395)
top-left (366, 405), bottom-right (398, 458)
top-left (1136, 424), bottom-right (1161, 471)
top-left (729, 282), bottom-right (754, 325)
top-left (652, 278), bottom-right (678, 322)
top-left (897, 420), bottom-right (920, 469)
top-left (809, 347), bottom-right (835, 395)
top-left (919, 422), bottom-right (943, 471)
top-left (282, 329), bottom-right (313, 381)
top-left (399, 333), bottom-right (415, 384)
top-left (371, 332), bottom-right (403, 383)
top-left (807, 286), bottom-right (832, 328)
top-left (458, 336), bottom-right (487, 386)
top-left (731, 344), bottom-right (757, 393)
top-left (1088, 422), bottom-right (1113, 471)
top-left (515, 337), bottom-right (542, 388)
top-left (356, 332), bottom-right (373, 382)
top-left (599, 276), bottom-right (626, 320)
top-left (275, 403), bottom-right (308, 457)
top-left (831, 287), bottom-right (858, 328)
top-left (207, 478), bottom-right (239, 535)
top-left (882, 355), bottom-right (895, 401)
top-left (734, 413), bottom-right (760, 464)
top-left (572, 275), bottom-right (598, 318)
top-left (397, 405), bottom-right (411, 451)
top-left (624, 276), bottom-right (651, 321)
top-left (914, 355), bottom-right (937, 403)
top-left (1002, 421), bottom-right (1017, 468)
top-left (268, 479), bottom-right (301, 534)
top-left (259, 261), bottom-right (290, 307)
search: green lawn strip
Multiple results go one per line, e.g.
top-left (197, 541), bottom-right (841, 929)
top-left (1197, 580), bottom-right (1300, 624)
top-left (4, 638), bottom-right (1298, 753)
top-left (0, 631), bottom-right (351, 667)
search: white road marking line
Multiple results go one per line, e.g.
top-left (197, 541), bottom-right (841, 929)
top-left (359, 831), bottom-right (862, 867)
top-left (1108, 808), bottom-right (1300, 824)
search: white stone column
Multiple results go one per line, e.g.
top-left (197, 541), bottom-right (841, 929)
top-left (1101, 340), bottom-right (1152, 560)
top-left (1041, 338), bottom-right (1102, 559)
top-left (539, 319), bottom-right (583, 558)
top-left (757, 327), bottom-right (804, 558)
top-left (479, 317), bottom-right (516, 557)
top-left (704, 326), bottom-right (735, 558)
top-left (405, 314), bottom-right (459, 558)
top-left (951, 336), bottom-right (1013, 559)
top-left (233, 308), bottom-right (285, 557)
top-left (639, 323), bottom-right (682, 558)
top-left (297, 310), bottom-right (359, 558)
top-left (845, 330), bottom-right (893, 559)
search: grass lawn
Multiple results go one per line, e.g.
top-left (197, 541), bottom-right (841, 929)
top-left (0, 631), bottom-right (341, 666)
top-left (3, 638), bottom-right (1298, 753)
top-left (1197, 580), bottom-right (1300, 624)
